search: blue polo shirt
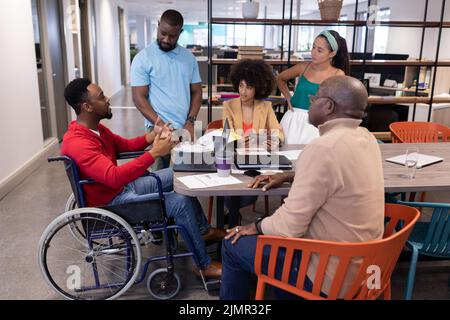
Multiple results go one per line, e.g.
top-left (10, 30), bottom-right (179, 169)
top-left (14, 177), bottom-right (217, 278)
top-left (131, 42), bottom-right (201, 129)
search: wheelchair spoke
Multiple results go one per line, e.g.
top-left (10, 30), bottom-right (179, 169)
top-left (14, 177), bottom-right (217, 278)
top-left (97, 262), bottom-right (115, 298)
top-left (40, 213), bottom-right (140, 300)
top-left (96, 263), bottom-right (128, 283)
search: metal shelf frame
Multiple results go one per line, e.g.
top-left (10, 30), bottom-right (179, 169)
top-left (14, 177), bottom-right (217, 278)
top-left (207, 0), bottom-right (448, 123)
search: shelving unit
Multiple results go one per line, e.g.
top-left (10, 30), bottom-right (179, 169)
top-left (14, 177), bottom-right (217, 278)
top-left (207, 0), bottom-right (449, 124)
top-left (211, 58), bottom-right (450, 66)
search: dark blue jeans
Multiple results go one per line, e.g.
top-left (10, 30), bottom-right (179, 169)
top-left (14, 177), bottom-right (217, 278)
top-left (224, 196), bottom-right (258, 227)
top-left (220, 235), bottom-right (315, 300)
top-left (110, 168), bottom-right (211, 268)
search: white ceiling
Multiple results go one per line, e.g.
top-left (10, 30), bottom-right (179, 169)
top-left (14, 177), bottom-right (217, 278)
top-left (124, 0), bottom-right (358, 24)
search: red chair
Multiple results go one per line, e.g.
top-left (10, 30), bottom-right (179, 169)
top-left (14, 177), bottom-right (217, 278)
top-left (206, 120), bottom-right (269, 224)
top-left (254, 203), bottom-right (420, 300)
top-left (389, 121), bottom-right (450, 143)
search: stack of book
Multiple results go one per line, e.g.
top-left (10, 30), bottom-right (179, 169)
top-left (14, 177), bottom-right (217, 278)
top-left (237, 46), bottom-right (264, 60)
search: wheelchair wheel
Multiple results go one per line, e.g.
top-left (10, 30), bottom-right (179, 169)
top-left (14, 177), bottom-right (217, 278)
top-left (147, 268), bottom-right (181, 300)
top-left (64, 193), bottom-right (90, 247)
top-left (65, 193), bottom-right (77, 211)
top-left (38, 208), bottom-right (142, 300)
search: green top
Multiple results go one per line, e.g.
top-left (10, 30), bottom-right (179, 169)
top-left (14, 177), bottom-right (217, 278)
top-left (290, 74), bottom-right (320, 110)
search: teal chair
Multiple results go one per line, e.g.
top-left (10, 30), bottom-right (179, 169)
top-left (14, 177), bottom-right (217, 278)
top-left (395, 200), bottom-right (450, 300)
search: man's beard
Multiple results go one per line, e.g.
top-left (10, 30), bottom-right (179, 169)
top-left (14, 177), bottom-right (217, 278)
top-left (157, 39), bottom-right (176, 52)
top-left (105, 111), bottom-right (113, 120)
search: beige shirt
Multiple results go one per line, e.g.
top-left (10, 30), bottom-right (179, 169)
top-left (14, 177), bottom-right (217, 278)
top-left (261, 118), bottom-right (385, 296)
top-left (223, 98), bottom-right (285, 143)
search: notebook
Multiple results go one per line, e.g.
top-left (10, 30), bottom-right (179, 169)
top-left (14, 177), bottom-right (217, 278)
top-left (235, 154), bottom-right (293, 170)
top-left (385, 153), bottom-right (444, 169)
top-left (172, 151), bottom-right (217, 172)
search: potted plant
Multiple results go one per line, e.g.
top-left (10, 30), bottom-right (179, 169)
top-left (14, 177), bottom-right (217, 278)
top-left (242, 0), bottom-right (260, 19)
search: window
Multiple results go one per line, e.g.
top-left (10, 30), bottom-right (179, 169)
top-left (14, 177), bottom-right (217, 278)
top-left (373, 8), bottom-right (390, 53)
top-left (224, 24), bottom-right (264, 46)
top-left (356, 11), bottom-right (368, 52)
top-left (297, 27), bottom-right (315, 52)
top-left (331, 15), bottom-right (348, 39)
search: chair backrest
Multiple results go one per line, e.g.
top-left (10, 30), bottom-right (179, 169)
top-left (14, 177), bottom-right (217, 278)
top-left (49, 155), bottom-right (166, 224)
top-left (389, 121), bottom-right (450, 143)
top-left (397, 201), bottom-right (450, 257)
top-left (48, 156), bottom-right (90, 208)
top-left (254, 203), bottom-right (420, 300)
top-left (207, 119), bottom-right (223, 130)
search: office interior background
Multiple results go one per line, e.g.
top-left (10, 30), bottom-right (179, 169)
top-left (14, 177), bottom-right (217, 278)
top-left (0, 0), bottom-right (449, 300)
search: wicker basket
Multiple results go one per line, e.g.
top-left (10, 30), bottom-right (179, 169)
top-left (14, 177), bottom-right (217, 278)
top-left (317, 0), bottom-right (343, 20)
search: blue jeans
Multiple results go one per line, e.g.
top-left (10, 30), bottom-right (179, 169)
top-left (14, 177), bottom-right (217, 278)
top-left (220, 235), bottom-right (315, 300)
top-left (224, 196), bottom-right (258, 227)
top-left (110, 168), bottom-right (211, 268)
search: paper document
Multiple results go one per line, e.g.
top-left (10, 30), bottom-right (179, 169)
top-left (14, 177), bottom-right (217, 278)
top-left (197, 129), bottom-right (242, 148)
top-left (174, 142), bottom-right (213, 153)
top-left (236, 148), bottom-right (270, 156)
top-left (276, 150), bottom-right (302, 161)
top-left (177, 173), bottom-right (243, 189)
top-left (258, 170), bottom-right (284, 175)
top-left (385, 153), bottom-right (444, 168)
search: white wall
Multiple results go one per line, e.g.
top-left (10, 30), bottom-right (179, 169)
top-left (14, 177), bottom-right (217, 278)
top-left (62, 0), bottom-right (77, 83)
top-left (135, 15), bottom-right (148, 51)
top-left (0, 1), bottom-right (45, 184)
top-left (94, 0), bottom-right (131, 95)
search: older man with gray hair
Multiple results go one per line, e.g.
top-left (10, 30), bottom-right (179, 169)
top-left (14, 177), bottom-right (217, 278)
top-left (220, 76), bottom-right (385, 300)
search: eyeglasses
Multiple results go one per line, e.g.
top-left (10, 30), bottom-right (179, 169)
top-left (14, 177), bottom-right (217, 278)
top-left (308, 94), bottom-right (336, 105)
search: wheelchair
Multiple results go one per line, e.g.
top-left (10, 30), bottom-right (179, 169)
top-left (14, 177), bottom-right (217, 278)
top-left (38, 152), bottom-right (220, 300)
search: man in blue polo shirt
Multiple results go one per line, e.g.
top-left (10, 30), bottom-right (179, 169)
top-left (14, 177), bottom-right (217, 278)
top-left (131, 9), bottom-right (202, 170)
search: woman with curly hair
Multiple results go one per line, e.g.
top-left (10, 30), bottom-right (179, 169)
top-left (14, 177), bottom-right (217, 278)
top-left (223, 59), bottom-right (284, 149)
top-left (277, 30), bottom-right (349, 144)
top-left (220, 59), bottom-right (284, 227)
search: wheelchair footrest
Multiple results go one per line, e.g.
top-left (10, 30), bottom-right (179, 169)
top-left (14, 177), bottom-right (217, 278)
top-left (204, 279), bottom-right (221, 291)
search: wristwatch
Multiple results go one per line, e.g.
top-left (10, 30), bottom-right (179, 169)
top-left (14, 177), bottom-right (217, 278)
top-left (187, 115), bottom-right (196, 124)
top-left (255, 217), bottom-right (265, 235)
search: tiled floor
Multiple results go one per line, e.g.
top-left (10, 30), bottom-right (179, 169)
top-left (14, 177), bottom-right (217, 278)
top-left (0, 87), bottom-right (448, 300)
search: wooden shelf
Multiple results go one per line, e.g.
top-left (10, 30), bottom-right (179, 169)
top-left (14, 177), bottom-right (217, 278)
top-left (372, 132), bottom-right (392, 141)
top-left (291, 20), bottom-right (442, 28)
top-left (352, 60), bottom-right (450, 66)
top-left (212, 94), bottom-right (450, 105)
top-left (211, 18), bottom-right (286, 25)
top-left (212, 58), bottom-right (450, 67)
top-left (212, 58), bottom-right (295, 65)
top-left (368, 96), bottom-right (450, 104)
top-left (211, 18), bottom-right (444, 28)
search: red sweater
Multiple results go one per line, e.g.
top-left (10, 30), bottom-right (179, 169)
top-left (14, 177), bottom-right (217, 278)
top-left (61, 121), bottom-right (155, 207)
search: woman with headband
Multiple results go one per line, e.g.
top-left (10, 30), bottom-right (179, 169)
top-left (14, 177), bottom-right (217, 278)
top-left (277, 30), bottom-right (350, 144)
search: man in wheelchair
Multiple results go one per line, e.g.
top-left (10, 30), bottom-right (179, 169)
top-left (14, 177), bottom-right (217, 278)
top-left (61, 78), bottom-right (224, 279)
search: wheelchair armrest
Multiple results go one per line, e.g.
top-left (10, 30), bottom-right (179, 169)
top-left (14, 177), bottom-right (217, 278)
top-left (48, 156), bottom-right (71, 163)
top-left (146, 172), bottom-right (164, 199)
top-left (117, 151), bottom-right (146, 160)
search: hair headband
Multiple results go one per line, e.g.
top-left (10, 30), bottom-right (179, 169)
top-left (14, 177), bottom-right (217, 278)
top-left (319, 30), bottom-right (339, 52)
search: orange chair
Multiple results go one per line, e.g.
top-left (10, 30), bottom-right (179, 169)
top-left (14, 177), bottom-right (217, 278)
top-left (206, 120), bottom-right (269, 224)
top-left (254, 203), bottom-right (420, 300)
top-left (389, 121), bottom-right (450, 201)
top-left (389, 121), bottom-right (450, 143)
top-left (206, 119), bottom-right (223, 131)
